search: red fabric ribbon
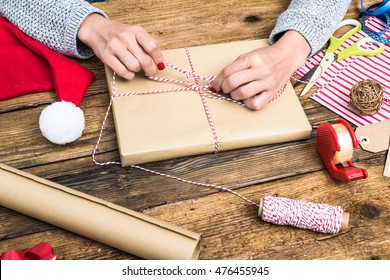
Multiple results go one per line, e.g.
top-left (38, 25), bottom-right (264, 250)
top-left (0, 242), bottom-right (56, 260)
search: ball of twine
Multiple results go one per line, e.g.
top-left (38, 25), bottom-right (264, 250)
top-left (349, 79), bottom-right (384, 115)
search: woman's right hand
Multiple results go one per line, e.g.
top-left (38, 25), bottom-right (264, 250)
top-left (78, 13), bottom-right (164, 80)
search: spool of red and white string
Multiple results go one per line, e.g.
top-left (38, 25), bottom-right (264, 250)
top-left (258, 195), bottom-right (349, 233)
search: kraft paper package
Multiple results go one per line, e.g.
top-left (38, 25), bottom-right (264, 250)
top-left (0, 164), bottom-right (201, 260)
top-left (105, 40), bottom-right (312, 166)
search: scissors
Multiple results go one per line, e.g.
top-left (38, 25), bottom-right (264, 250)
top-left (300, 18), bottom-right (385, 96)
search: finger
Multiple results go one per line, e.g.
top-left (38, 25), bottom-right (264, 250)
top-left (220, 69), bottom-right (263, 96)
top-left (107, 27), bottom-right (155, 76)
top-left (211, 56), bottom-right (252, 92)
top-left (132, 31), bottom-right (164, 75)
top-left (104, 54), bottom-right (136, 80)
top-left (244, 91), bottom-right (273, 110)
top-left (127, 44), bottom-right (157, 76)
top-left (230, 79), bottom-right (269, 101)
top-left (113, 43), bottom-right (143, 74)
top-left (137, 34), bottom-right (164, 65)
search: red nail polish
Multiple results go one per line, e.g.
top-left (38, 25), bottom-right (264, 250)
top-left (209, 87), bottom-right (217, 93)
top-left (157, 62), bottom-right (165, 70)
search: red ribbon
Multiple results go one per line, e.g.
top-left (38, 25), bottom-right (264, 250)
top-left (0, 242), bottom-right (56, 260)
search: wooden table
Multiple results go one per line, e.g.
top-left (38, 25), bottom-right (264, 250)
top-left (1, 0), bottom-right (389, 260)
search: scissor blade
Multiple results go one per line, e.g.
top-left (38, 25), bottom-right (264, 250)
top-left (293, 65), bottom-right (319, 88)
top-left (299, 66), bottom-right (322, 96)
top-left (299, 53), bottom-right (336, 96)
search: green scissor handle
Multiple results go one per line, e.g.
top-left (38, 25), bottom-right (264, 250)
top-left (336, 37), bottom-right (385, 61)
top-left (326, 19), bottom-right (362, 54)
top-left (299, 18), bottom-right (385, 97)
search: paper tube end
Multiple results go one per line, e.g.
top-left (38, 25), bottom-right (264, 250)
top-left (258, 197), bottom-right (264, 217)
top-left (341, 212), bottom-right (350, 231)
top-left (191, 240), bottom-right (201, 260)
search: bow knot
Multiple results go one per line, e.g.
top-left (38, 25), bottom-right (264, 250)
top-left (0, 242), bottom-right (56, 260)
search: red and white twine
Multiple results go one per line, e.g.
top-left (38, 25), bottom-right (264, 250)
top-left (261, 195), bottom-right (344, 234)
top-left (92, 48), bottom-right (259, 207)
top-left (92, 49), bottom-right (345, 234)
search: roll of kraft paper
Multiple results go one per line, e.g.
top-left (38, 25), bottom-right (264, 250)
top-left (0, 164), bottom-right (201, 260)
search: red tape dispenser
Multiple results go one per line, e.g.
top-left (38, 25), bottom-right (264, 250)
top-left (317, 119), bottom-right (368, 182)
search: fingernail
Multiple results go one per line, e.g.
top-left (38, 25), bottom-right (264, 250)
top-left (209, 87), bottom-right (217, 93)
top-left (157, 62), bottom-right (165, 70)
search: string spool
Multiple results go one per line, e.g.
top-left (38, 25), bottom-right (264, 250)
top-left (258, 195), bottom-right (349, 233)
top-left (349, 79), bottom-right (384, 115)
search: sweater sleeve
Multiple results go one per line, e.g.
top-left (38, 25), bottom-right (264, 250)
top-left (269, 0), bottom-right (352, 56)
top-left (0, 0), bottom-right (107, 59)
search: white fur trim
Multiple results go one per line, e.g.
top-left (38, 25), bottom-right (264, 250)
top-left (39, 101), bottom-right (85, 145)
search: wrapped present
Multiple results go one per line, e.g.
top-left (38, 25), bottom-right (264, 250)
top-left (104, 39), bottom-right (312, 166)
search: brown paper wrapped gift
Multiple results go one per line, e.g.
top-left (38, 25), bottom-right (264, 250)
top-left (0, 164), bottom-right (201, 260)
top-left (104, 39), bottom-right (312, 166)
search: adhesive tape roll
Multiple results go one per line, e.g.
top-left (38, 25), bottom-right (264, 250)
top-left (332, 123), bottom-right (353, 165)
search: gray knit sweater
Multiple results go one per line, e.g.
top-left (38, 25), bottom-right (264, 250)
top-left (0, 0), bottom-right (107, 59)
top-left (0, 0), bottom-right (351, 59)
top-left (270, 0), bottom-right (352, 55)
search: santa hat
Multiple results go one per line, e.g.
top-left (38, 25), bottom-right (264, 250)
top-left (0, 16), bottom-right (94, 145)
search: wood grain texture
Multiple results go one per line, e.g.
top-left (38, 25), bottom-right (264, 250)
top-left (0, 0), bottom-right (389, 260)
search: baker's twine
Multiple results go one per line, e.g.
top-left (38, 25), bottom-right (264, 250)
top-left (93, 47), bottom-right (287, 166)
top-left (91, 49), bottom-right (345, 233)
top-left (92, 48), bottom-right (285, 208)
top-left (262, 195), bottom-right (344, 234)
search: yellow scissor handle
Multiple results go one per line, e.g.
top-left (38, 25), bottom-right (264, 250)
top-left (326, 19), bottom-right (362, 54)
top-left (336, 37), bottom-right (385, 61)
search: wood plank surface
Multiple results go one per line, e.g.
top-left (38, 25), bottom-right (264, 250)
top-left (0, 0), bottom-right (389, 260)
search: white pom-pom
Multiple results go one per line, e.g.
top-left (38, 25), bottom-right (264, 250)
top-left (39, 101), bottom-right (85, 145)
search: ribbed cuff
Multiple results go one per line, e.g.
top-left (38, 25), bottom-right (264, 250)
top-left (269, 0), bottom-right (351, 57)
top-left (64, 3), bottom-right (108, 59)
top-left (270, 18), bottom-right (328, 56)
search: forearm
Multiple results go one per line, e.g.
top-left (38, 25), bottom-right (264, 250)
top-left (271, 30), bottom-right (311, 74)
top-left (269, 0), bottom-right (352, 56)
top-left (0, 0), bottom-right (107, 59)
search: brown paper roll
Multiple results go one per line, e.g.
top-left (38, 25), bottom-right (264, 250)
top-left (0, 164), bottom-right (201, 260)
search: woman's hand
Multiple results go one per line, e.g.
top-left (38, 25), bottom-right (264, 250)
top-left (210, 30), bottom-right (311, 110)
top-left (77, 13), bottom-right (164, 80)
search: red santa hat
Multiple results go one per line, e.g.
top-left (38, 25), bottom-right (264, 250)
top-left (0, 16), bottom-right (94, 144)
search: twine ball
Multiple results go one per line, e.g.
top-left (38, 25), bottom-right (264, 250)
top-left (349, 79), bottom-right (384, 115)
